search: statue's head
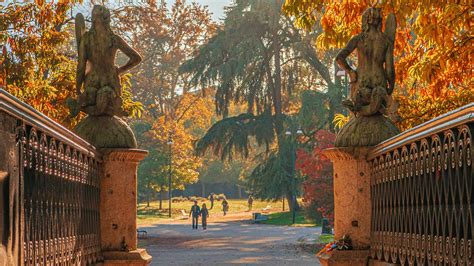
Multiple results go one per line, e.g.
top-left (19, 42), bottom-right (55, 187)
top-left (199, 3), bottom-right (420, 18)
top-left (92, 5), bottom-right (111, 28)
top-left (362, 7), bottom-right (382, 32)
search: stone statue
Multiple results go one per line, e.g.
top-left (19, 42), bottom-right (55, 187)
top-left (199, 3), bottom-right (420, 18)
top-left (334, 7), bottom-right (400, 147)
top-left (71, 5), bottom-right (142, 117)
top-left (70, 5), bottom-right (142, 148)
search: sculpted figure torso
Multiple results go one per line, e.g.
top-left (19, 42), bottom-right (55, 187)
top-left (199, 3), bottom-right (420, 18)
top-left (73, 5), bottom-right (142, 117)
top-left (336, 8), bottom-right (396, 116)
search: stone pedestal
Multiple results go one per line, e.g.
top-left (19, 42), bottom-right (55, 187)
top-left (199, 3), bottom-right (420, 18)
top-left (318, 147), bottom-right (372, 265)
top-left (318, 250), bottom-right (370, 266)
top-left (75, 116), bottom-right (138, 149)
top-left (100, 149), bottom-right (151, 266)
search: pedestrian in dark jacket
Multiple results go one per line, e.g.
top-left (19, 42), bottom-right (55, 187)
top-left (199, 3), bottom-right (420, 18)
top-left (248, 195), bottom-right (254, 211)
top-left (222, 198), bottom-right (229, 216)
top-left (189, 200), bottom-right (201, 229)
top-left (201, 203), bottom-right (209, 230)
top-left (209, 193), bottom-right (215, 209)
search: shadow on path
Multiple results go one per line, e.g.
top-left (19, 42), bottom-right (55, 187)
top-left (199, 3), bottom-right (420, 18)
top-left (139, 220), bottom-right (321, 265)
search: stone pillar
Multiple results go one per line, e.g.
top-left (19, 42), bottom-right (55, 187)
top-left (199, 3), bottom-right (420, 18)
top-left (99, 148), bottom-right (152, 266)
top-left (318, 147), bottom-right (372, 266)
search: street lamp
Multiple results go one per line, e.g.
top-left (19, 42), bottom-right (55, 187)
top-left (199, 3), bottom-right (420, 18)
top-left (167, 134), bottom-right (173, 218)
top-left (285, 127), bottom-right (303, 224)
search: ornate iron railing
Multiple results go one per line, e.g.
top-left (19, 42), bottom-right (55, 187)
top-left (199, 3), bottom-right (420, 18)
top-left (0, 89), bottom-right (102, 265)
top-left (369, 103), bottom-right (474, 265)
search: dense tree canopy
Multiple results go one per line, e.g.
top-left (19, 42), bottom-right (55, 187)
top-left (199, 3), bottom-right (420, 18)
top-left (283, 0), bottom-right (473, 130)
top-left (113, 1), bottom-right (218, 197)
top-left (0, 1), bottom-right (142, 126)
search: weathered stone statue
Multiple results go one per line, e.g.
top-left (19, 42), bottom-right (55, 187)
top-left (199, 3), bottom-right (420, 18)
top-left (70, 5), bottom-right (142, 148)
top-left (334, 7), bottom-right (400, 147)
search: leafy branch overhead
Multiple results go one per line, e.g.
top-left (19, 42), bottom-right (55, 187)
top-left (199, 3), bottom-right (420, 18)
top-left (195, 110), bottom-right (277, 161)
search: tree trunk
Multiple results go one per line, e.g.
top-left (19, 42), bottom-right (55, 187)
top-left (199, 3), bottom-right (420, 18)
top-left (237, 186), bottom-right (242, 199)
top-left (146, 181), bottom-right (151, 207)
top-left (272, 34), bottom-right (283, 117)
top-left (201, 182), bottom-right (206, 197)
top-left (286, 191), bottom-right (301, 212)
top-left (159, 184), bottom-right (163, 210)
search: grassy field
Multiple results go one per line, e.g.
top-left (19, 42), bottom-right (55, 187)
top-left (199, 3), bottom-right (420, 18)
top-left (137, 198), bottom-right (285, 224)
top-left (319, 234), bottom-right (334, 244)
top-left (137, 198), bottom-right (319, 227)
top-left (260, 211), bottom-right (317, 226)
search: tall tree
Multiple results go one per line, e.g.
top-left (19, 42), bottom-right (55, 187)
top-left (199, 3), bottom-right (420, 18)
top-left (113, 0), bottom-right (217, 197)
top-left (283, 0), bottom-right (474, 130)
top-left (183, 0), bottom-right (341, 210)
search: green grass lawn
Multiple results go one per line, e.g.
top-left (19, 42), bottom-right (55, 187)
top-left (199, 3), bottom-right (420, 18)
top-left (318, 234), bottom-right (334, 244)
top-left (137, 198), bottom-right (284, 224)
top-left (259, 211), bottom-right (317, 226)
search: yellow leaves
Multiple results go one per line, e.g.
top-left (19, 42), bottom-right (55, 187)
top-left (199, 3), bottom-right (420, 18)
top-left (333, 113), bottom-right (349, 131)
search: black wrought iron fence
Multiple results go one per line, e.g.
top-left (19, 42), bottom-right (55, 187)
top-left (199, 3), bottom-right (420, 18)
top-left (0, 89), bottom-right (102, 265)
top-left (369, 103), bottom-right (473, 265)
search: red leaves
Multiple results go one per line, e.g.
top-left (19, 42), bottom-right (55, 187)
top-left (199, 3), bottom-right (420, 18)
top-left (296, 130), bottom-right (335, 179)
top-left (296, 130), bottom-right (335, 222)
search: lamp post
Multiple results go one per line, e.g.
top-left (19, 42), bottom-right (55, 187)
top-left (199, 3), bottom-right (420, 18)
top-left (167, 134), bottom-right (173, 218)
top-left (285, 127), bottom-right (303, 224)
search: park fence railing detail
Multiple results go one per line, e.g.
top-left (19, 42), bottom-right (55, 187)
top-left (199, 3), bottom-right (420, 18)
top-left (368, 103), bottom-right (473, 265)
top-left (0, 89), bottom-right (102, 265)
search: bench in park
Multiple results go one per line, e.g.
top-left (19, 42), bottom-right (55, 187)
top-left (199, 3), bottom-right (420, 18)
top-left (180, 209), bottom-right (188, 219)
top-left (252, 212), bottom-right (268, 223)
top-left (137, 229), bottom-right (147, 239)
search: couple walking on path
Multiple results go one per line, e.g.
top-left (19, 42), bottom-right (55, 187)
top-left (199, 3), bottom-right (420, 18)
top-left (189, 201), bottom-right (209, 230)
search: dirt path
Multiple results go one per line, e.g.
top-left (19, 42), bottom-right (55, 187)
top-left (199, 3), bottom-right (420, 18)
top-left (138, 216), bottom-right (321, 265)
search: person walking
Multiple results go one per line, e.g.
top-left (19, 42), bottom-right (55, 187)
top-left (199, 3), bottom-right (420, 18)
top-left (209, 193), bottom-right (215, 210)
top-left (189, 200), bottom-right (201, 229)
top-left (222, 198), bottom-right (229, 216)
top-left (247, 195), bottom-right (254, 211)
top-left (200, 203), bottom-right (209, 230)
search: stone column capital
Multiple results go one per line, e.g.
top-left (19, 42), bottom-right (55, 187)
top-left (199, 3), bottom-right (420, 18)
top-left (323, 147), bottom-right (373, 162)
top-left (100, 148), bottom-right (148, 163)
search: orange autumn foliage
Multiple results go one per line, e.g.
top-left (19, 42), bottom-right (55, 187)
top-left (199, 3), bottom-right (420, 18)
top-left (283, 0), bottom-right (473, 130)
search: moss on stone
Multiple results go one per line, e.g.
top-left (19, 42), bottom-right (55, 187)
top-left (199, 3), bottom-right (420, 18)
top-left (74, 115), bottom-right (137, 148)
top-left (335, 115), bottom-right (399, 147)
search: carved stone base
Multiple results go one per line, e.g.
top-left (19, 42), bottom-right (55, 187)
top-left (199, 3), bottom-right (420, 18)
top-left (102, 249), bottom-right (152, 266)
top-left (335, 114), bottom-right (399, 147)
top-left (317, 249), bottom-right (370, 266)
top-left (368, 259), bottom-right (400, 266)
top-left (74, 115), bottom-right (137, 148)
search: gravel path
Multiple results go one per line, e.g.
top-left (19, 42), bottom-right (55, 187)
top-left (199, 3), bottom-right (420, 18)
top-left (139, 220), bottom-right (322, 265)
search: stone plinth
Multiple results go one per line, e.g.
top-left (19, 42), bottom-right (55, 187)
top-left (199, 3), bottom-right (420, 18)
top-left (100, 148), bottom-right (151, 265)
top-left (323, 147), bottom-right (372, 248)
top-left (318, 147), bottom-right (372, 265)
top-left (318, 250), bottom-right (370, 266)
top-left (103, 249), bottom-right (152, 266)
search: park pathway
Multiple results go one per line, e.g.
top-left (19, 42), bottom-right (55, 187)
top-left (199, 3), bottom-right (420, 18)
top-left (138, 220), bottom-right (321, 265)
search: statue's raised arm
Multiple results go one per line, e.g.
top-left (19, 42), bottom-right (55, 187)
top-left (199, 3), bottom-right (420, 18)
top-left (75, 13), bottom-right (86, 96)
top-left (384, 13), bottom-right (396, 95)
